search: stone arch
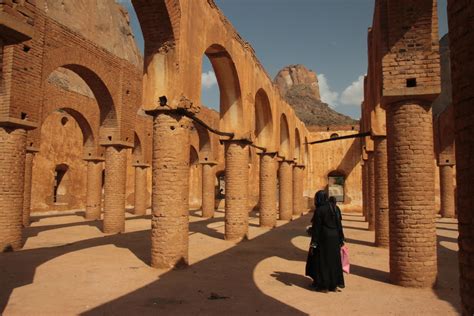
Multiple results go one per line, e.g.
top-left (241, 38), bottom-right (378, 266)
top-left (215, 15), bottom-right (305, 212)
top-left (132, 132), bottom-right (143, 163)
top-left (280, 114), bottom-right (290, 159)
top-left (304, 136), bottom-right (309, 166)
top-left (193, 122), bottom-right (212, 161)
top-left (203, 44), bottom-right (243, 132)
top-left (44, 63), bottom-right (117, 131)
top-left (294, 128), bottom-right (302, 162)
top-left (328, 170), bottom-right (346, 203)
top-left (189, 145), bottom-right (199, 166)
top-left (42, 107), bottom-right (96, 157)
top-left (132, 0), bottom-right (180, 103)
top-left (254, 88), bottom-right (273, 148)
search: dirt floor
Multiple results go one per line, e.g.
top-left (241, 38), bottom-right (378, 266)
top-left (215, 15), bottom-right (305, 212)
top-left (0, 209), bottom-right (460, 315)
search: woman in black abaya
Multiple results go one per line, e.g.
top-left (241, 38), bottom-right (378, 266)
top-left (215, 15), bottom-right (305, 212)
top-left (305, 190), bottom-right (345, 292)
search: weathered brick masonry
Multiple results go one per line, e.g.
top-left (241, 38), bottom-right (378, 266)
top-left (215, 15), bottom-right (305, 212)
top-left (259, 153), bottom-right (277, 227)
top-left (364, 0), bottom-right (441, 287)
top-left (447, 0), bottom-right (474, 313)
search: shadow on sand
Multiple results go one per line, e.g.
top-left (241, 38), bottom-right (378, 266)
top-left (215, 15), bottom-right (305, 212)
top-left (0, 213), bottom-right (461, 314)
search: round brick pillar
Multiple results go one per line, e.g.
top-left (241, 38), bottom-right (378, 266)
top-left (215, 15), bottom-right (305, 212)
top-left (0, 128), bottom-right (26, 252)
top-left (374, 137), bottom-right (389, 247)
top-left (387, 101), bottom-right (437, 287)
top-left (134, 164), bottom-right (148, 216)
top-left (224, 140), bottom-right (249, 241)
top-left (362, 160), bottom-right (369, 221)
top-left (279, 161), bottom-right (293, 221)
top-left (258, 152), bottom-right (277, 227)
top-left (149, 111), bottom-right (190, 268)
top-left (85, 159), bottom-right (103, 220)
top-left (22, 151), bottom-right (35, 227)
top-left (103, 145), bottom-right (127, 234)
top-left (439, 164), bottom-right (455, 218)
top-left (367, 152), bottom-right (376, 231)
top-left (293, 165), bottom-right (305, 216)
top-left (201, 162), bottom-right (216, 218)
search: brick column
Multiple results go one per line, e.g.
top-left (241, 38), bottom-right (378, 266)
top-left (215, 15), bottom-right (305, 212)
top-left (258, 152), bottom-right (277, 227)
top-left (361, 158), bottom-right (369, 221)
top-left (103, 145), bottom-right (128, 234)
top-left (147, 110), bottom-right (190, 268)
top-left (279, 160), bottom-right (293, 221)
top-left (0, 128), bottom-right (27, 252)
top-left (367, 152), bottom-right (376, 231)
top-left (201, 161), bottom-right (216, 218)
top-left (448, 1), bottom-right (474, 311)
top-left (224, 140), bottom-right (249, 241)
top-left (22, 149), bottom-right (37, 227)
top-left (387, 101), bottom-right (436, 287)
top-left (293, 164), bottom-right (305, 217)
top-left (85, 158), bottom-right (103, 220)
top-left (439, 164), bottom-right (455, 218)
top-left (133, 163), bottom-right (149, 216)
top-left (374, 137), bottom-right (389, 247)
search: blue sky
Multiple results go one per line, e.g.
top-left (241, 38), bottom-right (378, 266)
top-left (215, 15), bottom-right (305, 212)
top-left (120, 0), bottom-right (448, 119)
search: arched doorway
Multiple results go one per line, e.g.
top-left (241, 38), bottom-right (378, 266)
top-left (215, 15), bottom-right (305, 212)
top-left (328, 170), bottom-right (345, 202)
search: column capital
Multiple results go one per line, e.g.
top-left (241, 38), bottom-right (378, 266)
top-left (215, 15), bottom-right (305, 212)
top-left (295, 164), bottom-right (306, 169)
top-left (100, 140), bottom-right (134, 149)
top-left (84, 156), bottom-right (105, 162)
top-left (26, 146), bottom-right (40, 153)
top-left (132, 162), bottom-right (150, 168)
top-left (0, 117), bottom-right (38, 130)
top-left (220, 138), bottom-right (252, 146)
top-left (199, 160), bottom-right (218, 166)
top-left (257, 151), bottom-right (278, 157)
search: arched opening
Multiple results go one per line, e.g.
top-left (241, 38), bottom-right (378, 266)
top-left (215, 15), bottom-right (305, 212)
top-left (31, 109), bottom-right (94, 212)
top-left (280, 114), bottom-right (290, 159)
top-left (189, 145), bottom-right (201, 210)
top-left (330, 133), bottom-right (339, 139)
top-left (193, 122), bottom-right (212, 161)
top-left (216, 170), bottom-right (226, 200)
top-left (53, 164), bottom-right (69, 204)
top-left (47, 65), bottom-right (116, 131)
top-left (201, 44), bottom-right (243, 132)
top-left (295, 128), bottom-right (301, 162)
top-left (328, 170), bottom-right (345, 203)
top-left (254, 89), bottom-right (273, 148)
top-left (132, 132), bottom-right (143, 164)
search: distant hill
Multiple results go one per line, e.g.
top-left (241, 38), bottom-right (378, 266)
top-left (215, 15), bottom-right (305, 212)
top-left (275, 65), bottom-right (358, 127)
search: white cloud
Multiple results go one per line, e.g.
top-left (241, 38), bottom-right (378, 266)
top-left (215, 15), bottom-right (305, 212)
top-left (340, 75), bottom-right (365, 107)
top-left (202, 71), bottom-right (218, 89)
top-left (317, 74), bottom-right (339, 108)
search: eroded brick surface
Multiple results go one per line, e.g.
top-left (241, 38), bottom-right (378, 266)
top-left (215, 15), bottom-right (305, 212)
top-left (0, 128), bottom-right (26, 252)
top-left (259, 153), bottom-right (277, 227)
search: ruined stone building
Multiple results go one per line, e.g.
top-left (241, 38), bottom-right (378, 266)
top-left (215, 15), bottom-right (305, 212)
top-left (0, 0), bottom-right (473, 314)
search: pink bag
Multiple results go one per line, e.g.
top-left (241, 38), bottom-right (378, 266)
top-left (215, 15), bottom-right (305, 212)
top-left (341, 245), bottom-right (350, 274)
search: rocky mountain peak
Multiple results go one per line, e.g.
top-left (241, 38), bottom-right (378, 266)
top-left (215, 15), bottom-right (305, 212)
top-left (274, 65), bottom-right (358, 127)
top-left (275, 64), bottom-right (320, 100)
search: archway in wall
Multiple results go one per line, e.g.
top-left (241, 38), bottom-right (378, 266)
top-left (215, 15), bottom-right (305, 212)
top-left (47, 65), bottom-right (117, 131)
top-left (32, 108), bottom-right (95, 212)
top-left (189, 145), bottom-right (201, 210)
top-left (328, 170), bottom-right (346, 203)
top-left (280, 114), bottom-right (290, 159)
top-left (201, 44), bottom-right (243, 132)
top-left (254, 89), bottom-right (273, 148)
top-left (295, 128), bottom-right (301, 162)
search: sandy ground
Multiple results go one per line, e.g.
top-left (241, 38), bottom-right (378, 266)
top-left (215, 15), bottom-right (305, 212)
top-left (0, 209), bottom-right (460, 315)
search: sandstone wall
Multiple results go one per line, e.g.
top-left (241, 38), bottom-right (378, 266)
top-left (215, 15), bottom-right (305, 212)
top-left (308, 129), bottom-right (362, 212)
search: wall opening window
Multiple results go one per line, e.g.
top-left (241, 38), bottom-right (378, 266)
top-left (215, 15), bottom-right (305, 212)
top-left (53, 164), bottom-right (69, 203)
top-left (330, 133), bottom-right (339, 139)
top-left (328, 170), bottom-right (345, 202)
top-left (216, 171), bottom-right (225, 199)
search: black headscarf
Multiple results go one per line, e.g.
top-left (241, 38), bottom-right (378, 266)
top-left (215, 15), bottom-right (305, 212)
top-left (314, 190), bottom-right (328, 208)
